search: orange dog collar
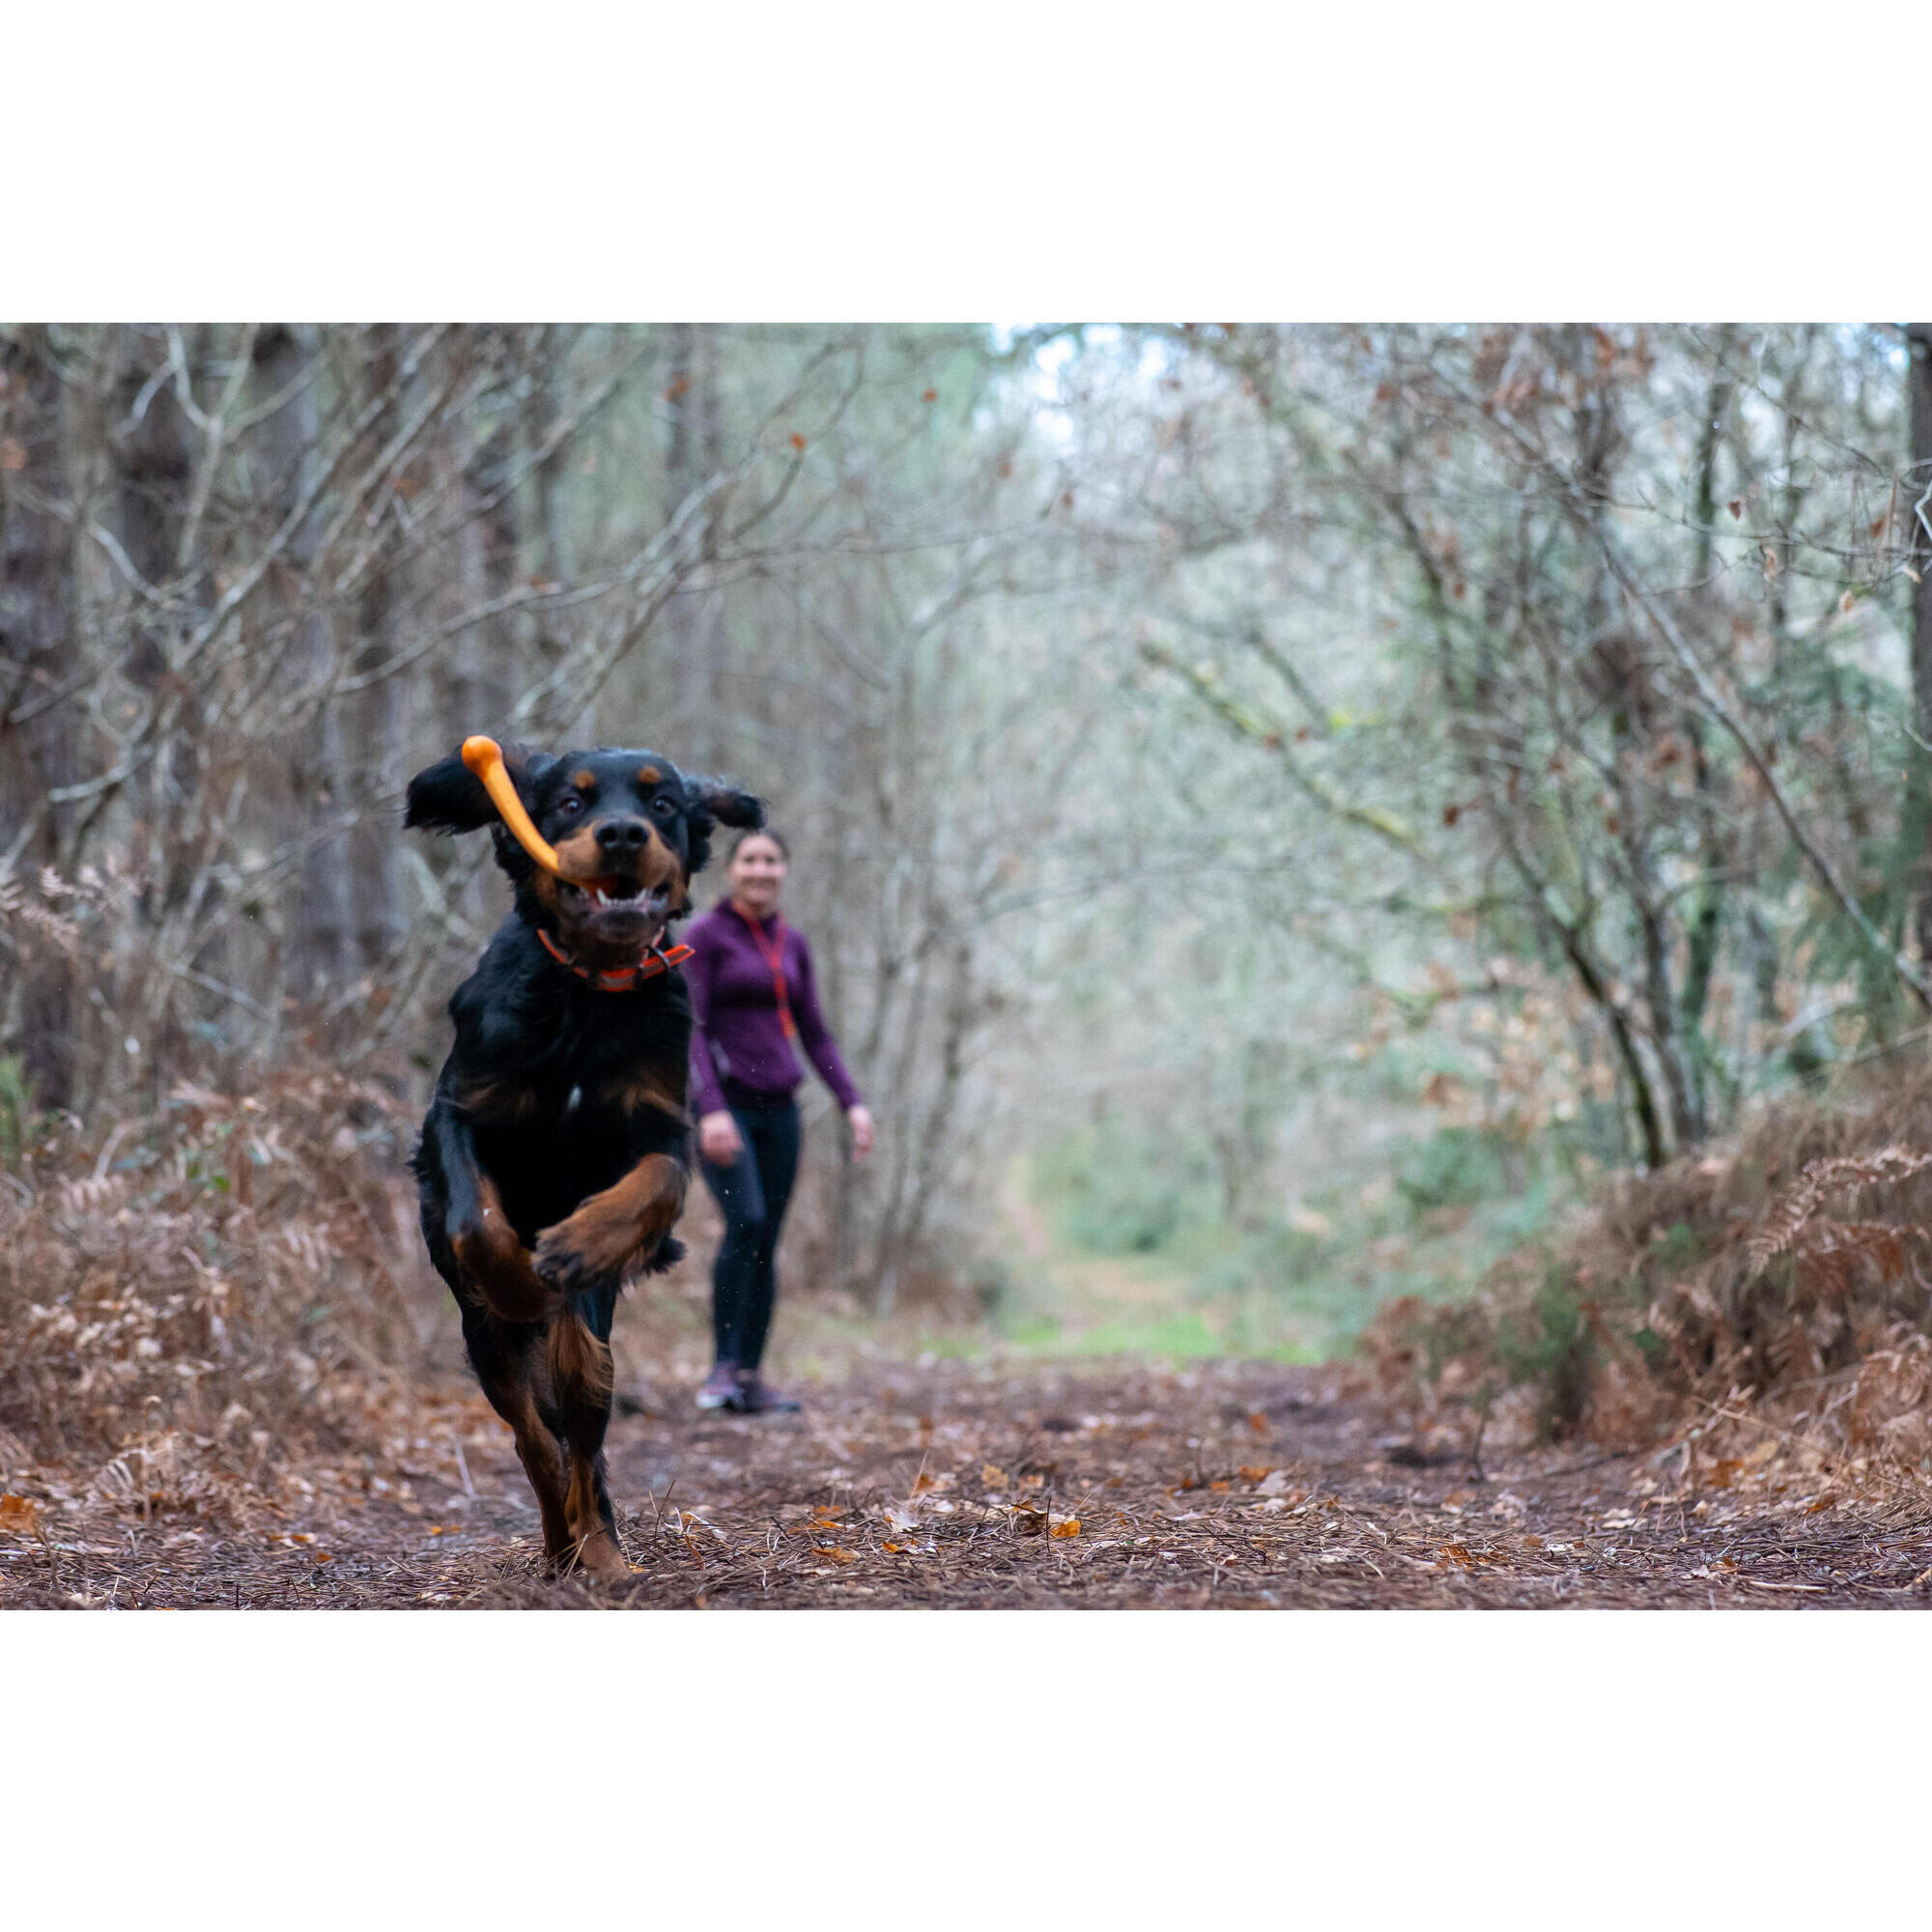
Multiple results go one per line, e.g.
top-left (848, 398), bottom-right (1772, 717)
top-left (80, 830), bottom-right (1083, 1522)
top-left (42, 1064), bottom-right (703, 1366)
top-left (538, 928), bottom-right (694, 992)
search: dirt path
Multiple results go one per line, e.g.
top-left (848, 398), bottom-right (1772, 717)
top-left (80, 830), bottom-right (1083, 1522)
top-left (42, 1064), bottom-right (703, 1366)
top-left (7, 1359), bottom-right (1931, 1608)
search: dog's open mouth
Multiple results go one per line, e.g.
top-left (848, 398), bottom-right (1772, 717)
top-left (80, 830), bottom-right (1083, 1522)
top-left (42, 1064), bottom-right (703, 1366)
top-left (560, 874), bottom-right (670, 940)
top-left (563, 873), bottom-right (648, 910)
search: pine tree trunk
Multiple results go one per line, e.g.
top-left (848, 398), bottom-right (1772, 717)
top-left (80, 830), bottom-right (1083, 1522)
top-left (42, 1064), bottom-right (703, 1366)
top-left (110, 327), bottom-right (198, 1099)
top-left (348, 325), bottom-right (410, 978)
top-left (253, 324), bottom-right (354, 998)
top-left (0, 328), bottom-right (79, 1107)
top-left (1907, 327), bottom-right (1932, 965)
top-left (666, 325), bottom-right (725, 764)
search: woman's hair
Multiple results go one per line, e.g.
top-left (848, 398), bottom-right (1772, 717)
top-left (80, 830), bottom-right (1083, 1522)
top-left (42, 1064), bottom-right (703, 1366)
top-left (727, 826), bottom-right (789, 863)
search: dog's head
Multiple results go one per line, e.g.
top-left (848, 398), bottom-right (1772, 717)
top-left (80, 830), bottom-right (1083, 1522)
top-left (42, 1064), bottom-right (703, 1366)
top-left (406, 742), bottom-right (764, 968)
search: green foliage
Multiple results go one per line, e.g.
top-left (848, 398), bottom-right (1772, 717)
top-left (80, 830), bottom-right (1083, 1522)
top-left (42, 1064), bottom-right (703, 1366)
top-left (1020, 1117), bottom-right (1577, 1363)
top-left (0, 1057), bottom-right (36, 1166)
top-left (1036, 1121), bottom-right (1219, 1255)
top-left (968, 1256), bottom-right (1012, 1315)
top-left (1492, 1269), bottom-right (1599, 1437)
top-left (1393, 1125), bottom-right (1516, 1213)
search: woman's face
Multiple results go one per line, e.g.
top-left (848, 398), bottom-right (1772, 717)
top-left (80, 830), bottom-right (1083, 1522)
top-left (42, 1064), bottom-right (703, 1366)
top-left (728, 835), bottom-right (787, 915)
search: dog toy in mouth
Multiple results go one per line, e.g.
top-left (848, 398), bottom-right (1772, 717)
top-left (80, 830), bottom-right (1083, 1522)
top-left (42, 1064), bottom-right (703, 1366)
top-left (462, 735), bottom-right (564, 878)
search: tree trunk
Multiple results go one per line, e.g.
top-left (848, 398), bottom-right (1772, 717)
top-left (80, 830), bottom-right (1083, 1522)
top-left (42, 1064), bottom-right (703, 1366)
top-left (666, 325), bottom-right (725, 764)
top-left (0, 328), bottom-right (79, 1108)
top-left (253, 324), bottom-right (354, 998)
top-left (348, 325), bottom-right (410, 979)
top-left (1678, 352), bottom-right (1734, 1123)
top-left (1907, 327), bottom-right (1932, 966)
top-left (111, 326), bottom-right (198, 1103)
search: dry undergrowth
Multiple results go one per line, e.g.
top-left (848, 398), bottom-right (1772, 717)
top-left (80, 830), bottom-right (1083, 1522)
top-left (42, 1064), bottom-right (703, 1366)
top-left (0, 1069), bottom-right (472, 1540)
top-left (1366, 1063), bottom-right (1932, 1514)
top-left (9, 1064), bottom-right (1932, 1608)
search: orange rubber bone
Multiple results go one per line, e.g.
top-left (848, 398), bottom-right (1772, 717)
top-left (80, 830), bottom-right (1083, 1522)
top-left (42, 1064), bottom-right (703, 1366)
top-left (461, 736), bottom-right (564, 877)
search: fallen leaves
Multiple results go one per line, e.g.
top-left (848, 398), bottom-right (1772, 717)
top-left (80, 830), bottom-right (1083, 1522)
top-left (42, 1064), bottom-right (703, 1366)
top-left (0, 1494), bottom-right (39, 1535)
top-left (10, 1352), bottom-right (1925, 1608)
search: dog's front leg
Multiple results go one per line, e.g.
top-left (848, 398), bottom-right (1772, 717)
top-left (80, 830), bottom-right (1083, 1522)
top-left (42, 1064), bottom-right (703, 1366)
top-left (427, 1102), bottom-right (560, 1323)
top-left (534, 1153), bottom-right (688, 1299)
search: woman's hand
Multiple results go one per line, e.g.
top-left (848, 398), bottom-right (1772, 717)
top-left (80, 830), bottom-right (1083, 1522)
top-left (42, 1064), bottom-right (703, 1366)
top-left (846, 1104), bottom-right (875, 1160)
top-left (698, 1110), bottom-right (743, 1166)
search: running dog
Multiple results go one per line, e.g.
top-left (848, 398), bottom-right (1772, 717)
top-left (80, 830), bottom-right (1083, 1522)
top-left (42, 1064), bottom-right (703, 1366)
top-left (406, 738), bottom-right (763, 1578)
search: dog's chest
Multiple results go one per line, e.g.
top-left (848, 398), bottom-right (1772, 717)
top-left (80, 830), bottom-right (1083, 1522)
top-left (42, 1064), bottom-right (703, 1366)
top-left (469, 993), bottom-right (681, 1124)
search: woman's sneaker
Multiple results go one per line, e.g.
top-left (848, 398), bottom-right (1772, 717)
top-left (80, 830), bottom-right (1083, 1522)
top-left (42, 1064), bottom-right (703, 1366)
top-left (730, 1372), bottom-right (802, 1414)
top-left (696, 1364), bottom-right (740, 1410)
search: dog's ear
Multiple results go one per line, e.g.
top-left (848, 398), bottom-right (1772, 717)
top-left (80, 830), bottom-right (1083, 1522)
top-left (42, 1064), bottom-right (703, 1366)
top-left (681, 779), bottom-right (767, 878)
top-left (684, 781), bottom-right (766, 832)
top-left (406, 743), bottom-right (554, 834)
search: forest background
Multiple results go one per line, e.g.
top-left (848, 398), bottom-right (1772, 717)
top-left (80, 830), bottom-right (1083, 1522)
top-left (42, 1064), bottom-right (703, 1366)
top-left (8, 321), bottom-right (1932, 1411)
top-left (8, 13), bottom-right (1931, 1925)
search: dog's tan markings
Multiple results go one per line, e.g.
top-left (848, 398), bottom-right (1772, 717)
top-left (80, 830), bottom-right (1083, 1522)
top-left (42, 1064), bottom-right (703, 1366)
top-left (536, 1152), bottom-right (685, 1285)
top-left (454, 1078), bottom-right (539, 1123)
top-left (566, 1497), bottom-right (627, 1577)
top-left (571, 769), bottom-right (596, 791)
top-left (546, 1314), bottom-right (627, 1578)
top-left (562, 1442), bottom-right (627, 1579)
top-left (639, 826), bottom-right (691, 911)
top-left (452, 1175), bottom-right (557, 1323)
top-left (637, 764), bottom-right (661, 785)
top-left (551, 826), bottom-right (604, 881)
top-left (485, 1369), bottom-right (573, 1568)
top-left (602, 1068), bottom-right (689, 1124)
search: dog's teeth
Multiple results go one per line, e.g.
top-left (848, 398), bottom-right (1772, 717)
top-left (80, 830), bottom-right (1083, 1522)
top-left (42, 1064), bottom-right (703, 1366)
top-left (594, 889), bottom-right (608, 906)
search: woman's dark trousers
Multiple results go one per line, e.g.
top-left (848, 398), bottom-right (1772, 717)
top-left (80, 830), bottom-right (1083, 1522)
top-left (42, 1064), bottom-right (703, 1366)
top-left (700, 1088), bottom-right (802, 1373)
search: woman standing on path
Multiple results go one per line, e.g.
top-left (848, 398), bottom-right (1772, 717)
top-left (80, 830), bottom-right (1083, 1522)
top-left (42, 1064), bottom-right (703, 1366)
top-left (684, 829), bottom-right (874, 1413)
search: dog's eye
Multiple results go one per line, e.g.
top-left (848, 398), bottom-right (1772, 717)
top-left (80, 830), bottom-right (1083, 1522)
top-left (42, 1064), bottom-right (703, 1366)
top-left (651, 797), bottom-right (675, 816)
top-left (559, 796), bottom-right (582, 818)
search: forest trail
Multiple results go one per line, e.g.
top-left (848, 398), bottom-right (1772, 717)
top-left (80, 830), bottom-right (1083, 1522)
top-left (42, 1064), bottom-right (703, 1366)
top-left (7, 1358), bottom-right (1930, 1608)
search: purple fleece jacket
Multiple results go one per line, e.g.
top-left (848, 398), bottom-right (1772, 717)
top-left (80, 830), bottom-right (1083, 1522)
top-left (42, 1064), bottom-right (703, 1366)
top-left (684, 899), bottom-right (864, 1117)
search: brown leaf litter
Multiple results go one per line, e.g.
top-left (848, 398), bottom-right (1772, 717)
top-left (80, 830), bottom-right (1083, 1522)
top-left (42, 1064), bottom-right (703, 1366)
top-left (6, 1359), bottom-right (1930, 1609)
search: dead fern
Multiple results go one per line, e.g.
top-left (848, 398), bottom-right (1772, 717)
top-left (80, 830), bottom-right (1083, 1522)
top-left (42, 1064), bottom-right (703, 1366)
top-left (1366, 1081), bottom-right (1932, 1474)
top-left (1746, 1146), bottom-right (1932, 1287)
top-left (1747, 1136), bottom-right (1932, 1275)
top-left (0, 1066), bottom-right (442, 1495)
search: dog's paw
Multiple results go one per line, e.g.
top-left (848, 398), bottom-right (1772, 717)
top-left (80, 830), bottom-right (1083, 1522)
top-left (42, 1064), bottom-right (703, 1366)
top-left (533, 1226), bottom-right (609, 1299)
top-left (571, 1529), bottom-right (633, 1582)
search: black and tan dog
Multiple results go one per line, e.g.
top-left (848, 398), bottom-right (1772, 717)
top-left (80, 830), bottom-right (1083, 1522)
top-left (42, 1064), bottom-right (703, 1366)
top-left (406, 739), bottom-right (763, 1578)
